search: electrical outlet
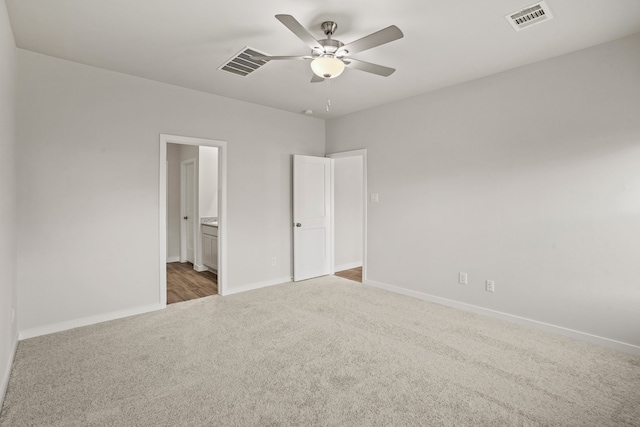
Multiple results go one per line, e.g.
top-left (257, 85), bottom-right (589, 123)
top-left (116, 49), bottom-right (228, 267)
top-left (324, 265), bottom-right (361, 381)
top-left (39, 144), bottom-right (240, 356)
top-left (370, 193), bottom-right (379, 203)
top-left (459, 272), bottom-right (468, 285)
top-left (486, 280), bottom-right (495, 293)
top-left (271, 257), bottom-right (277, 266)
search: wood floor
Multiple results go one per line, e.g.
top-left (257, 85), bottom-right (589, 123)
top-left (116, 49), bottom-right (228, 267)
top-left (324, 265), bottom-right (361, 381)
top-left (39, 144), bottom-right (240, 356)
top-left (335, 266), bottom-right (362, 283)
top-left (167, 262), bottom-right (218, 304)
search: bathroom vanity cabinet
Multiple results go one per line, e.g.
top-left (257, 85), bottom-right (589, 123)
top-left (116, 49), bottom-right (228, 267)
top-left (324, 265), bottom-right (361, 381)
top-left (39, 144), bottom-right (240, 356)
top-left (201, 224), bottom-right (218, 271)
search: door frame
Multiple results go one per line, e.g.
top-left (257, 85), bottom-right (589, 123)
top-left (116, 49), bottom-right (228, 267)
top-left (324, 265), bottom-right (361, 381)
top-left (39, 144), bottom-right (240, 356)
top-left (180, 158), bottom-right (196, 263)
top-left (159, 134), bottom-right (228, 306)
top-left (326, 149), bottom-right (368, 282)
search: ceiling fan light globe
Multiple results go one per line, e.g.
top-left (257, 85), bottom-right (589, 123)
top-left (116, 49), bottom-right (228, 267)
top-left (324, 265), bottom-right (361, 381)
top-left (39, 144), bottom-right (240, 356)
top-left (311, 57), bottom-right (345, 79)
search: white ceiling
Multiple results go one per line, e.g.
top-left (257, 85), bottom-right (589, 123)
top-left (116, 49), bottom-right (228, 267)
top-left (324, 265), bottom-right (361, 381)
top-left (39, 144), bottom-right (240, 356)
top-left (6, 0), bottom-right (640, 119)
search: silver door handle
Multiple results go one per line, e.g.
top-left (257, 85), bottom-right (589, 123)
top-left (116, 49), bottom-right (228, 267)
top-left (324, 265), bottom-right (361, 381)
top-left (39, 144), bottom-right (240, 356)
top-left (295, 223), bottom-right (302, 227)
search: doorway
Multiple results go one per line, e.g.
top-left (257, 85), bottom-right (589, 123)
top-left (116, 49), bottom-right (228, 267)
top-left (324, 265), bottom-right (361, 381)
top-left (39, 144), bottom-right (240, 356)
top-left (159, 134), bottom-right (227, 307)
top-left (328, 149), bottom-right (367, 283)
top-left (166, 145), bottom-right (218, 303)
top-left (291, 150), bottom-right (367, 283)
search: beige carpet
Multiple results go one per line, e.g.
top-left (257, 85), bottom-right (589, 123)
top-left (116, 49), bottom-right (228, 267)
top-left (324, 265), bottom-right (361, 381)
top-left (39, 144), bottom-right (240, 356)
top-left (1, 276), bottom-right (639, 426)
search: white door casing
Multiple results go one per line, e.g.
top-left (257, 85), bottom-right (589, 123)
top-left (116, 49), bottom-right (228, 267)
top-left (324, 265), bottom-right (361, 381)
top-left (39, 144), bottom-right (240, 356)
top-left (293, 155), bottom-right (332, 281)
top-left (180, 159), bottom-right (196, 264)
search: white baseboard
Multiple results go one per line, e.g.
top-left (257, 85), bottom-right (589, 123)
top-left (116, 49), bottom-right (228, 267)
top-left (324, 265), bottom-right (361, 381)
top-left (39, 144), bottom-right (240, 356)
top-left (193, 263), bottom-right (207, 272)
top-left (222, 276), bottom-right (292, 296)
top-left (166, 256), bottom-right (180, 263)
top-left (363, 279), bottom-right (640, 356)
top-left (334, 261), bottom-right (362, 272)
top-left (18, 303), bottom-right (164, 341)
top-left (1, 333), bottom-right (18, 409)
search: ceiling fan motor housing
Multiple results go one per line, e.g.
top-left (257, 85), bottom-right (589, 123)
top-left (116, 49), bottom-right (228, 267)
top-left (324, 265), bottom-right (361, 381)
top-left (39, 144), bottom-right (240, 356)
top-left (313, 39), bottom-right (345, 58)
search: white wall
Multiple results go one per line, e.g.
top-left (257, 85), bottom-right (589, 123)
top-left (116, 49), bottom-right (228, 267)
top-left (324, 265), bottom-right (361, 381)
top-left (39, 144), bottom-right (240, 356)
top-left (179, 144), bottom-right (199, 163)
top-left (199, 146), bottom-right (218, 219)
top-left (16, 50), bottom-right (324, 334)
top-left (0, 0), bottom-right (17, 404)
top-left (326, 34), bottom-right (640, 350)
top-left (334, 156), bottom-right (363, 271)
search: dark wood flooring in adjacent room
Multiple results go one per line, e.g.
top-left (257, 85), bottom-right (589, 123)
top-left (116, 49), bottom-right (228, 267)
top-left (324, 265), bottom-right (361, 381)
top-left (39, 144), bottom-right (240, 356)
top-left (167, 262), bottom-right (218, 304)
top-left (335, 266), bottom-right (362, 283)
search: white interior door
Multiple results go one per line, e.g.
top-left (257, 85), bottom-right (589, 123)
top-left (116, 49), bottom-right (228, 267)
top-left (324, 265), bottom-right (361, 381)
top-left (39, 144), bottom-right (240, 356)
top-left (293, 155), bottom-right (332, 281)
top-left (181, 159), bottom-right (196, 264)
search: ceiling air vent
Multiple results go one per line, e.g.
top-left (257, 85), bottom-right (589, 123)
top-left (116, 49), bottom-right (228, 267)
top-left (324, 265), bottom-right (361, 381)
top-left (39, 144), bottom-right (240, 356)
top-left (506, 1), bottom-right (553, 32)
top-left (218, 47), bottom-right (269, 77)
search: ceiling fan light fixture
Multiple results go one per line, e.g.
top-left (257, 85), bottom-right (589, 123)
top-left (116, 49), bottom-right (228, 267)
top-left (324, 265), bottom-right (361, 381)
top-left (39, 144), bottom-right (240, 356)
top-left (311, 56), bottom-right (345, 79)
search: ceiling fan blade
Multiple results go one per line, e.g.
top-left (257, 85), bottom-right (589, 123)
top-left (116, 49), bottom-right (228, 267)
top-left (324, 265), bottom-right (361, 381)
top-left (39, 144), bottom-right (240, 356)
top-left (275, 14), bottom-right (323, 51)
top-left (344, 58), bottom-right (396, 77)
top-left (310, 74), bottom-right (324, 83)
top-left (250, 55), bottom-right (313, 61)
top-left (338, 25), bottom-right (403, 55)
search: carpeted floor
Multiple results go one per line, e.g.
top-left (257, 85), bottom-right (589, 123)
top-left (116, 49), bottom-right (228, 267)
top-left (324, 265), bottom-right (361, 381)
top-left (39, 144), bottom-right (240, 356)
top-left (1, 276), bottom-right (639, 426)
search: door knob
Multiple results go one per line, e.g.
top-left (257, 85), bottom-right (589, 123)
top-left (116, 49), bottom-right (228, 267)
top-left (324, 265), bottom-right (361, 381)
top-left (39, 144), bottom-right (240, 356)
top-left (295, 223), bottom-right (302, 227)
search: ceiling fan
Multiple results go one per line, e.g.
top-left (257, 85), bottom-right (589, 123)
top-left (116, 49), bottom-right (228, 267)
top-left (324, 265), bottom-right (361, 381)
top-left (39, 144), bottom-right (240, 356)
top-left (252, 14), bottom-right (404, 82)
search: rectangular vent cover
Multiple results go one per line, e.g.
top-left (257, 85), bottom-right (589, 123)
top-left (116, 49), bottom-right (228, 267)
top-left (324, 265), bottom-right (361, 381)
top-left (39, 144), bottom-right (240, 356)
top-left (506, 1), bottom-right (553, 32)
top-left (218, 47), bottom-right (269, 77)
